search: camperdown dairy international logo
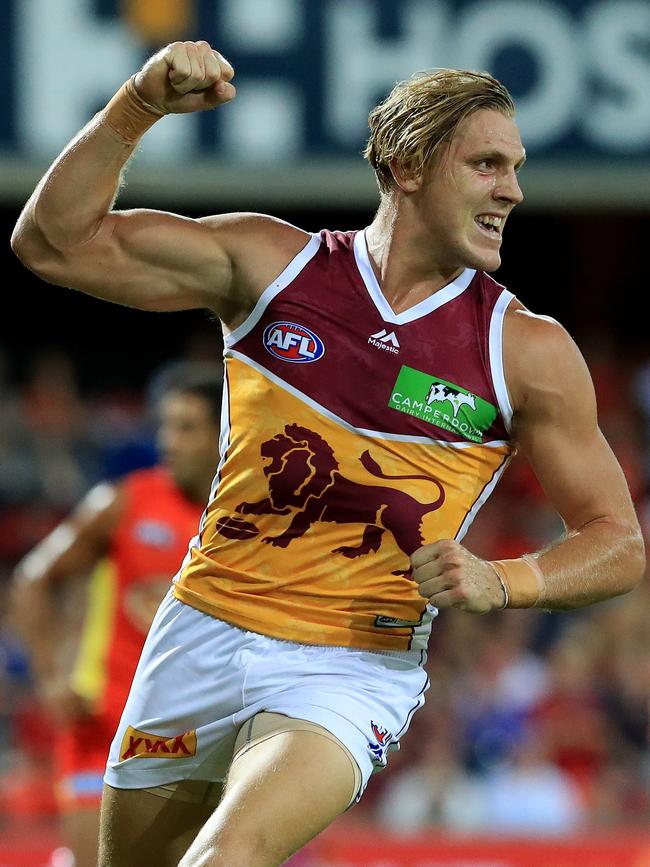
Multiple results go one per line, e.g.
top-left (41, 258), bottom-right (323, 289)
top-left (389, 366), bottom-right (497, 443)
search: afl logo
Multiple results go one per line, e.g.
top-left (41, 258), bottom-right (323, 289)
top-left (263, 321), bottom-right (325, 363)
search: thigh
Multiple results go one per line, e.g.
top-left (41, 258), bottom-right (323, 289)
top-left (247, 643), bottom-right (430, 796)
top-left (98, 783), bottom-right (217, 867)
top-left (178, 726), bottom-right (357, 867)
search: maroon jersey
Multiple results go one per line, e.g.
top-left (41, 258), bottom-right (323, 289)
top-left (174, 229), bottom-right (515, 651)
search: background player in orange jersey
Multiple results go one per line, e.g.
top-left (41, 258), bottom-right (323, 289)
top-left (9, 368), bottom-right (222, 867)
top-left (11, 40), bottom-right (645, 867)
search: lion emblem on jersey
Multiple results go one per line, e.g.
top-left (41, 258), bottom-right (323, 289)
top-left (228, 423), bottom-right (445, 559)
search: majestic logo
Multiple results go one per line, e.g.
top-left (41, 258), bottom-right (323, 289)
top-left (389, 366), bottom-right (498, 443)
top-left (119, 726), bottom-right (197, 761)
top-left (368, 329), bottom-right (400, 354)
top-left (218, 424), bottom-right (444, 564)
top-left (263, 321), bottom-right (325, 363)
top-left (368, 721), bottom-right (392, 763)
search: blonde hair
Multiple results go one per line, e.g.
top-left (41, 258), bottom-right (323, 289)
top-left (364, 69), bottom-right (515, 194)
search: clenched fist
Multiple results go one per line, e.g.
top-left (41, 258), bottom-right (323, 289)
top-left (411, 539), bottom-right (507, 614)
top-left (134, 40), bottom-right (236, 115)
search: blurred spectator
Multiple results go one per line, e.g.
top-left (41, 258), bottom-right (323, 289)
top-left (481, 731), bottom-right (586, 835)
top-left (2, 351), bottom-right (100, 508)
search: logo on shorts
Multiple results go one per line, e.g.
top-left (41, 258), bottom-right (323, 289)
top-left (375, 614), bottom-right (422, 628)
top-left (263, 321), bottom-right (325, 363)
top-left (368, 721), bottom-right (392, 764)
top-left (119, 725), bottom-right (197, 761)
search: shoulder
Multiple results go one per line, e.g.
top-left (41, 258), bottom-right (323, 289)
top-left (199, 212), bottom-right (312, 258)
top-left (198, 213), bottom-right (315, 318)
top-left (504, 301), bottom-right (576, 362)
top-left (503, 301), bottom-right (596, 423)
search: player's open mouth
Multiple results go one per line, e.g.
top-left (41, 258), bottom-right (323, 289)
top-left (475, 215), bottom-right (503, 239)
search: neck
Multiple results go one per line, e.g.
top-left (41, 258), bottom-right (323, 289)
top-left (365, 197), bottom-right (463, 313)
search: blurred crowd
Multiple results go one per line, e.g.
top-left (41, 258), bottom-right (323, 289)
top-left (1, 337), bottom-right (650, 839)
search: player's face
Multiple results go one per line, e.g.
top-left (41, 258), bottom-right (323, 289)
top-left (416, 109), bottom-right (525, 273)
top-left (157, 392), bottom-right (219, 496)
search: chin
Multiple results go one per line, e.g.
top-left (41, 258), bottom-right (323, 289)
top-left (482, 255), bottom-right (502, 272)
top-left (468, 248), bottom-right (501, 273)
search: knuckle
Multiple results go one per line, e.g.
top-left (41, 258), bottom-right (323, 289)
top-left (452, 585), bottom-right (468, 603)
top-left (410, 551), bottom-right (425, 569)
top-left (172, 66), bottom-right (191, 82)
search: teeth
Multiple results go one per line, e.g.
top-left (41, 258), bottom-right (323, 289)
top-left (477, 215), bottom-right (503, 230)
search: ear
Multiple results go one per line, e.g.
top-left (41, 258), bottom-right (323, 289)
top-left (389, 158), bottom-right (423, 193)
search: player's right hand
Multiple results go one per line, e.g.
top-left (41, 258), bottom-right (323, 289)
top-left (134, 41), bottom-right (236, 115)
top-left (411, 539), bottom-right (507, 614)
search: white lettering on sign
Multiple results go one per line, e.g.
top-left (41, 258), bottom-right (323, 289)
top-left (325, 0), bottom-right (448, 145)
top-left (15, 0), bottom-right (195, 159)
top-left (9, 0), bottom-right (650, 159)
top-left (16, 0), bottom-right (138, 153)
top-left (455, 1), bottom-right (581, 148)
top-left (221, 80), bottom-right (302, 161)
top-left (323, 0), bottom-right (650, 154)
top-left (583, 1), bottom-right (650, 150)
top-left (223, 0), bottom-right (301, 50)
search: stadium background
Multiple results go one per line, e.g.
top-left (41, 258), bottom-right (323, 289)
top-left (1, 1), bottom-right (650, 864)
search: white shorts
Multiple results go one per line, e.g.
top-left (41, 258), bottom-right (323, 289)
top-left (105, 591), bottom-right (429, 799)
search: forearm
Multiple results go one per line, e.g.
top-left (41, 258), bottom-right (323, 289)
top-left (10, 580), bottom-right (64, 683)
top-left (494, 518), bottom-right (645, 610)
top-left (26, 126), bottom-right (133, 255)
top-left (534, 518), bottom-right (645, 608)
top-left (12, 81), bottom-right (162, 259)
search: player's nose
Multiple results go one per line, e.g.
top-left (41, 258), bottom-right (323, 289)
top-left (494, 168), bottom-right (523, 205)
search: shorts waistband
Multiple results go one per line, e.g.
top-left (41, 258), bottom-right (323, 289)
top-left (236, 623), bottom-right (424, 665)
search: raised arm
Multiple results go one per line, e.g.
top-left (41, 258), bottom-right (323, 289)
top-left (10, 41), bottom-right (309, 325)
top-left (412, 303), bottom-right (645, 613)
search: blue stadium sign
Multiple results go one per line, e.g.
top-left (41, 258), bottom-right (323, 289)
top-left (1, 0), bottom-right (649, 206)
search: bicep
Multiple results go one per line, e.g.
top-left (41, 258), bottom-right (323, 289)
top-left (518, 408), bottom-right (634, 533)
top-left (43, 208), bottom-right (233, 313)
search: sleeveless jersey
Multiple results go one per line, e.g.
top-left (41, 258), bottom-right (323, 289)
top-left (73, 467), bottom-right (204, 719)
top-left (173, 229), bottom-right (516, 652)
